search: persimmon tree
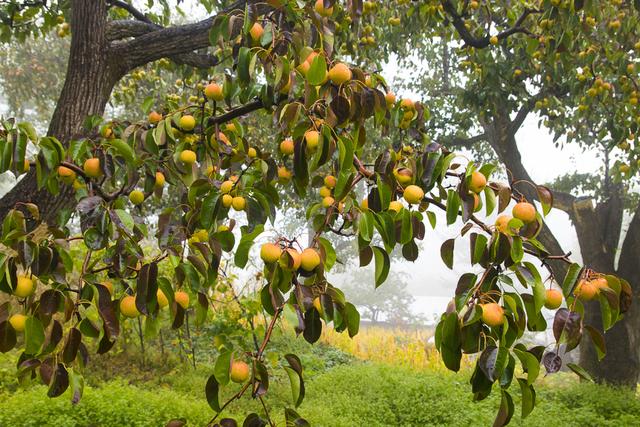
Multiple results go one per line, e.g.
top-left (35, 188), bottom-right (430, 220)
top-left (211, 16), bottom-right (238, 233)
top-left (0, 1), bottom-right (634, 426)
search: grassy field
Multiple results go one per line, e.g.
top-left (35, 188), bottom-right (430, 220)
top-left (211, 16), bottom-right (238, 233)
top-left (0, 325), bottom-right (639, 426)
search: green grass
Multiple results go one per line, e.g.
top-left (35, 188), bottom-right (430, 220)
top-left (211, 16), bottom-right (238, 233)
top-left (1, 361), bottom-right (639, 426)
top-left (1, 325), bottom-right (638, 427)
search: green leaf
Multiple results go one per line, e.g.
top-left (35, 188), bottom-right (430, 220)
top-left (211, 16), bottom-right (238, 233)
top-left (283, 354), bottom-right (305, 408)
top-left (484, 186), bottom-right (497, 216)
top-left (402, 240), bottom-right (419, 262)
top-left (205, 374), bottom-right (221, 412)
top-left (377, 176), bottom-right (392, 209)
top-left (335, 136), bottom-right (355, 199)
top-left (471, 233), bottom-right (487, 265)
top-left (214, 349), bottom-right (232, 386)
top-left (561, 263), bottom-right (582, 298)
top-left (373, 212), bottom-right (396, 251)
top-left (307, 54), bottom-right (327, 86)
top-left (141, 96), bottom-right (154, 114)
top-left (25, 316), bottom-right (45, 355)
top-left (209, 14), bottom-right (229, 45)
top-left (358, 210), bottom-right (374, 243)
top-left (513, 348), bottom-right (540, 385)
top-left (439, 312), bottom-right (462, 372)
top-left (68, 139), bottom-right (88, 162)
top-left (318, 237), bottom-right (336, 271)
top-left (426, 211), bottom-right (436, 228)
top-left (510, 236), bottom-right (523, 263)
top-left (399, 208), bottom-right (413, 245)
top-left (17, 122), bottom-right (37, 142)
top-left (567, 363), bottom-right (594, 382)
top-left (105, 139), bottom-right (135, 164)
top-left (372, 246), bottom-right (390, 286)
top-left (69, 368), bottom-right (84, 404)
top-left (284, 367), bottom-right (303, 408)
top-left (446, 190), bottom-right (460, 225)
top-left (234, 225), bottom-right (264, 268)
top-left (517, 378), bottom-right (536, 418)
top-left (584, 325), bottom-right (606, 361)
top-left (344, 303), bottom-right (360, 337)
top-left (238, 47), bottom-right (252, 83)
top-left (200, 191), bottom-right (219, 229)
top-left (114, 209), bottom-right (134, 234)
top-left (303, 308), bottom-right (322, 344)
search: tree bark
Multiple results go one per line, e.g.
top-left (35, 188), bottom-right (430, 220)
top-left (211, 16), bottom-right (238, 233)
top-left (0, 0), bottom-right (123, 225)
top-left (0, 0), bottom-right (255, 224)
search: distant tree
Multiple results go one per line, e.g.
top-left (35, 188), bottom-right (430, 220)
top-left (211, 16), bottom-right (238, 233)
top-left (340, 269), bottom-right (424, 326)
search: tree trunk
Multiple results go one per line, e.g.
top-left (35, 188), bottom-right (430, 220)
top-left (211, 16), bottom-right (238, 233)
top-left (0, 1), bottom-right (252, 224)
top-left (480, 112), bottom-right (569, 280)
top-left (0, 0), bottom-right (123, 225)
top-left (483, 109), bottom-right (640, 387)
top-left (579, 199), bottom-right (640, 386)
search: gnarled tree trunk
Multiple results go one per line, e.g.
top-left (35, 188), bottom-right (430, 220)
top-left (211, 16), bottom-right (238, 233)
top-left (0, 0), bottom-right (251, 225)
top-left (0, 0), bottom-right (124, 225)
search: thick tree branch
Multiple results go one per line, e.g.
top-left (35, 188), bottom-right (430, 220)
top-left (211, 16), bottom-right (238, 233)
top-left (106, 20), bottom-right (159, 41)
top-left (115, 0), bottom-right (251, 71)
top-left (509, 101), bottom-right (534, 135)
top-left (107, 20), bottom-right (218, 68)
top-left (552, 190), bottom-right (578, 214)
top-left (172, 52), bottom-right (220, 68)
top-left (502, 97), bottom-right (578, 214)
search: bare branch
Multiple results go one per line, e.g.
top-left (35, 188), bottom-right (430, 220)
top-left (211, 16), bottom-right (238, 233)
top-left (106, 20), bottom-right (159, 41)
top-left (207, 98), bottom-right (267, 126)
top-left (172, 52), bottom-right (219, 68)
top-left (107, 0), bottom-right (153, 24)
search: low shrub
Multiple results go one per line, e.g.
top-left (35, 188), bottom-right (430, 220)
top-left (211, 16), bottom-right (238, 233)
top-left (0, 380), bottom-right (214, 427)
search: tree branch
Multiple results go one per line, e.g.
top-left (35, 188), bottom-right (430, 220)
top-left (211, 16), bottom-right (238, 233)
top-left (207, 98), bottom-right (266, 126)
top-left (107, 0), bottom-right (153, 24)
top-left (441, 1), bottom-right (540, 48)
top-left (509, 101), bottom-right (533, 135)
top-left (172, 52), bottom-right (220, 68)
top-left (552, 191), bottom-right (578, 214)
top-left (115, 0), bottom-right (251, 71)
top-left (106, 19), bottom-right (159, 41)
